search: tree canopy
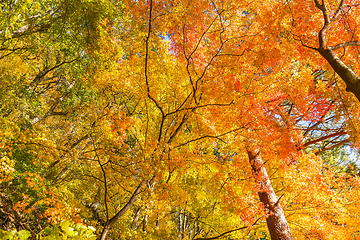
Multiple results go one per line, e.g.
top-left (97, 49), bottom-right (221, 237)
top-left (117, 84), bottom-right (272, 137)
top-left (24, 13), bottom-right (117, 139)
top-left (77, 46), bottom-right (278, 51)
top-left (1, 0), bottom-right (360, 239)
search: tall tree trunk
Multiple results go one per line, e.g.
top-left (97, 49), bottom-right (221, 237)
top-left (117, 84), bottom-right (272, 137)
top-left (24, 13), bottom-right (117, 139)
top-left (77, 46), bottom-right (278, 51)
top-left (246, 147), bottom-right (293, 240)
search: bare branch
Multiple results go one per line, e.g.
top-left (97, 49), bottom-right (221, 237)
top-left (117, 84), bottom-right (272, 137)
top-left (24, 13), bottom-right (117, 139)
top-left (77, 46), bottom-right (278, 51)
top-left (314, 0), bottom-right (330, 48)
top-left (93, 138), bottom-right (109, 222)
top-left (29, 58), bottom-right (78, 89)
top-left (99, 180), bottom-right (146, 240)
top-left (331, 0), bottom-right (346, 22)
top-left (315, 139), bottom-right (351, 155)
top-left (144, 0), bottom-right (165, 143)
top-left (293, 35), bottom-right (317, 50)
top-left (168, 100), bottom-right (234, 116)
top-left (174, 126), bottom-right (245, 149)
top-left (328, 41), bottom-right (360, 50)
top-left (194, 226), bottom-right (247, 240)
top-left (168, 113), bottom-right (190, 144)
top-left (302, 130), bottom-right (347, 148)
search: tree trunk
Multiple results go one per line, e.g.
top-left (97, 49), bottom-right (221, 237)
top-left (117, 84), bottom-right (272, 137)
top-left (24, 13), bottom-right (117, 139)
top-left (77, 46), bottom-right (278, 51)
top-left (317, 47), bottom-right (360, 101)
top-left (312, 0), bottom-right (360, 102)
top-left (130, 207), bottom-right (142, 230)
top-left (246, 147), bottom-right (293, 240)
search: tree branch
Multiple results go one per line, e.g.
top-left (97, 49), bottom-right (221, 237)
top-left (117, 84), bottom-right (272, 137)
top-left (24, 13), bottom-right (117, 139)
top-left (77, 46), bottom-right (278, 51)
top-left (315, 139), bottom-right (351, 155)
top-left (99, 180), bottom-right (146, 240)
top-left (194, 227), bottom-right (247, 240)
top-left (174, 126), bottom-right (245, 149)
top-left (144, 0), bottom-right (165, 143)
top-left (302, 130), bottom-right (347, 148)
top-left (328, 41), bottom-right (360, 50)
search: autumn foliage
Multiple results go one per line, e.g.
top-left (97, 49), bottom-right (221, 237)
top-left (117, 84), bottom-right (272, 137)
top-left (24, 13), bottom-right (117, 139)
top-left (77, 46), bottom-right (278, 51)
top-left (1, 0), bottom-right (360, 239)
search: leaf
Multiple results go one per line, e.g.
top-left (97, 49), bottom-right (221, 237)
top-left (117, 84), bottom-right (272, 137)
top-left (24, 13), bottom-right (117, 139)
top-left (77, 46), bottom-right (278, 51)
top-left (60, 220), bottom-right (70, 230)
top-left (44, 227), bottom-right (53, 236)
top-left (2, 0), bottom-right (360, 239)
top-left (62, 226), bottom-right (74, 236)
top-left (0, 229), bottom-right (13, 240)
top-left (16, 230), bottom-right (31, 240)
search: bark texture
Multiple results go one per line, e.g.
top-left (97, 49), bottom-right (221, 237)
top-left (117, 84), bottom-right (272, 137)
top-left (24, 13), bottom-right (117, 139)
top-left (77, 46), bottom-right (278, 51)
top-left (246, 147), bottom-right (293, 240)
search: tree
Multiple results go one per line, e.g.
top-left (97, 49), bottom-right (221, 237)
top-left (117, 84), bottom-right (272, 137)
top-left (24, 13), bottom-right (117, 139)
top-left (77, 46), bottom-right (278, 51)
top-left (292, 0), bottom-right (360, 102)
top-left (2, 0), bottom-right (360, 239)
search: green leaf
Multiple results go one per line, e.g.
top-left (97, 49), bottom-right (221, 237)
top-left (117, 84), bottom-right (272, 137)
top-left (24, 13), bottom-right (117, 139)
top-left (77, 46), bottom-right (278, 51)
top-left (75, 223), bottom-right (84, 229)
top-left (44, 227), bottom-right (53, 235)
top-left (60, 220), bottom-right (70, 230)
top-left (0, 229), bottom-right (13, 240)
top-left (62, 226), bottom-right (74, 236)
top-left (41, 236), bottom-right (57, 240)
top-left (17, 230), bottom-right (31, 240)
top-left (88, 235), bottom-right (97, 240)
